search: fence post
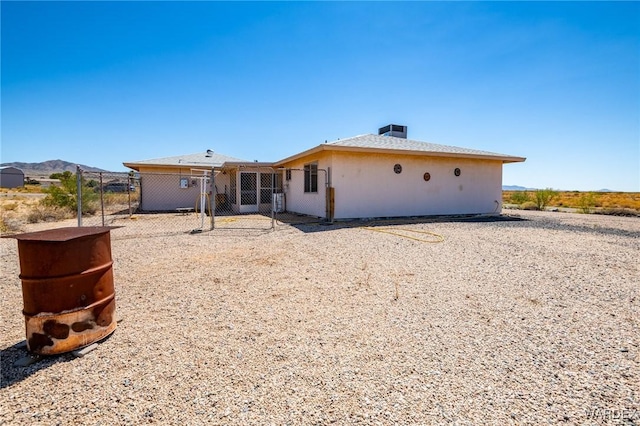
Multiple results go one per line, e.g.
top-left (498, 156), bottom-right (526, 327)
top-left (128, 173), bottom-right (133, 218)
top-left (327, 167), bottom-right (334, 223)
top-left (76, 165), bottom-right (83, 227)
top-left (271, 169), bottom-right (275, 229)
top-left (210, 168), bottom-right (215, 230)
top-left (99, 172), bottom-right (105, 227)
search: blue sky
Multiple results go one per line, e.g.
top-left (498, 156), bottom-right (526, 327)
top-left (2, 1), bottom-right (638, 191)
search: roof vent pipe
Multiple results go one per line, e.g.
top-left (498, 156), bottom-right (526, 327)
top-left (378, 124), bottom-right (407, 139)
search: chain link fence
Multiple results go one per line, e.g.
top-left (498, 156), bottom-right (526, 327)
top-left (76, 169), bottom-right (139, 227)
top-left (76, 166), bottom-right (330, 237)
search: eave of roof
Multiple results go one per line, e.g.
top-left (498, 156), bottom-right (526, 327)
top-left (123, 151), bottom-right (249, 171)
top-left (273, 134), bottom-right (526, 165)
top-left (221, 161), bottom-right (275, 168)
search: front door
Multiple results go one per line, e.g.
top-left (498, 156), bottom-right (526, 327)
top-left (239, 172), bottom-right (258, 213)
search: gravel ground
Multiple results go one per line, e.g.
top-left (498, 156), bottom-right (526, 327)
top-left (1, 210), bottom-right (638, 425)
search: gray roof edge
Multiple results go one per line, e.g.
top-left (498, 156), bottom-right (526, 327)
top-left (221, 161), bottom-right (275, 167)
top-left (326, 134), bottom-right (525, 161)
top-left (124, 151), bottom-right (249, 168)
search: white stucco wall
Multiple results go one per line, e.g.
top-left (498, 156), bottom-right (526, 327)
top-left (138, 169), bottom-right (215, 211)
top-left (331, 152), bottom-right (503, 219)
top-left (280, 152), bottom-right (330, 218)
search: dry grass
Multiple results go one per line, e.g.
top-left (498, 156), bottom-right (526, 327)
top-left (0, 193), bottom-right (47, 233)
top-left (25, 205), bottom-right (74, 224)
top-left (101, 191), bottom-right (140, 205)
top-left (503, 191), bottom-right (640, 211)
top-left (0, 188), bottom-right (140, 234)
top-left (0, 184), bottom-right (46, 195)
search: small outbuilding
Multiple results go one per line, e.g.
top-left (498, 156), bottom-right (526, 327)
top-left (0, 167), bottom-right (25, 189)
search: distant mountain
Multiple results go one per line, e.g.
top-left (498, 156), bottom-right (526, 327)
top-left (502, 185), bottom-right (533, 191)
top-left (0, 160), bottom-right (108, 177)
top-left (503, 185), bottom-right (622, 192)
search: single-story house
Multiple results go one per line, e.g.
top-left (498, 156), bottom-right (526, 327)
top-left (123, 150), bottom-right (279, 214)
top-left (123, 125), bottom-right (525, 219)
top-left (0, 166), bottom-right (25, 189)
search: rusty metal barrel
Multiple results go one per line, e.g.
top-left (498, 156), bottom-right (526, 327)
top-left (8, 227), bottom-right (118, 355)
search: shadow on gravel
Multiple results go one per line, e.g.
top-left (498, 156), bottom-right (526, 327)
top-left (0, 341), bottom-right (73, 390)
top-left (283, 213), bottom-right (640, 238)
top-left (283, 214), bottom-right (528, 234)
top-left (501, 219), bottom-right (640, 239)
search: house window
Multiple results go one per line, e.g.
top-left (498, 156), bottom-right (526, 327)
top-left (304, 163), bottom-right (318, 193)
top-left (285, 169), bottom-right (292, 181)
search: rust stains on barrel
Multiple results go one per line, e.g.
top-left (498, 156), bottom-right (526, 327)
top-left (7, 226), bottom-right (119, 355)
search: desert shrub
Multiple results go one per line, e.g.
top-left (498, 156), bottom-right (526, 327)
top-left (103, 192), bottom-right (129, 204)
top-left (594, 208), bottom-right (640, 217)
top-left (0, 214), bottom-right (23, 233)
top-left (26, 204), bottom-right (73, 223)
top-left (534, 188), bottom-right (559, 210)
top-left (510, 190), bottom-right (638, 210)
top-left (42, 171), bottom-right (99, 215)
top-left (22, 184), bottom-right (46, 193)
top-left (2, 202), bottom-right (18, 211)
top-left (510, 191), bottom-right (530, 204)
top-left (577, 193), bottom-right (597, 214)
top-left (600, 193), bottom-right (640, 210)
top-left (0, 211), bottom-right (9, 233)
top-left (520, 201), bottom-right (539, 210)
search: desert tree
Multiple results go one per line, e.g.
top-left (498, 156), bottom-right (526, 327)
top-left (42, 171), bottom-right (98, 215)
top-left (533, 188), bottom-right (559, 210)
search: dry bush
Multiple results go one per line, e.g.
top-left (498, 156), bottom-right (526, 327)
top-left (26, 204), bottom-right (74, 223)
top-left (0, 211), bottom-right (10, 233)
top-left (509, 191), bottom-right (530, 204)
top-left (2, 202), bottom-right (18, 212)
top-left (594, 208), bottom-right (640, 217)
top-left (0, 184), bottom-right (43, 195)
top-left (520, 201), bottom-right (539, 210)
top-left (600, 193), bottom-right (640, 210)
top-left (503, 191), bottom-right (640, 212)
top-left (0, 210), bottom-right (24, 234)
top-left (102, 192), bottom-right (138, 205)
top-left (577, 193), bottom-right (597, 214)
top-left (533, 188), bottom-right (559, 210)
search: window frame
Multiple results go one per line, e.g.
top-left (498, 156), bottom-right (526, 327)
top-left (303, 162), bottom-right (318, 193)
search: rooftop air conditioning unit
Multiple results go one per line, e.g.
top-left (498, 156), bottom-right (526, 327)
top-left (378, 124), bottom-right (407, 139)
